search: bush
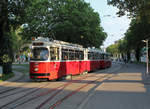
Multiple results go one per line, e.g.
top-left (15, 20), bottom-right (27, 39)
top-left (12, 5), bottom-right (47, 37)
top-left (0, 72), bottom-right (14, 81)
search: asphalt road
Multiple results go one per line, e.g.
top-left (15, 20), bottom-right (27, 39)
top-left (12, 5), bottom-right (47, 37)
top-left (0, 63), bottom-right (150, 109)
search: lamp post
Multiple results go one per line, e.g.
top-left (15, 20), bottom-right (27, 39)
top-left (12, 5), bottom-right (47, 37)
top-left (142, 39), bottom-right (149, 75)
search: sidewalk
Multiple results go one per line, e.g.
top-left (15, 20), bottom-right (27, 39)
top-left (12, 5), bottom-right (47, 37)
top-left (142, 74), bottom-right (150, 84)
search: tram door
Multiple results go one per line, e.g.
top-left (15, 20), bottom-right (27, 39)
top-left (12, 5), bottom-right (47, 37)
top-left (68, 49), bottom-right (78, 75)
top-left (78, 51), bottom-right (84, 73)
top-left (50, 47), bottom-right (60, 78)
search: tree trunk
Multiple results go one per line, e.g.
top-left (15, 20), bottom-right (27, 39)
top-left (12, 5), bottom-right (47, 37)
top-left (135, 48), bottom-right (140, 62)
top-left (0, 0), bottom-right (8, 64)
top-left (0, 0), bottom-right (13, 74)
top-left (127, 51), bottom-right (131, 62)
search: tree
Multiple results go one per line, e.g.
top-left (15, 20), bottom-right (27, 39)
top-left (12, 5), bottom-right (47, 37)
top-left (107, 0), bottom-right (150, 18)
top-left (0, 0), bottom-right (13, 71)
top-left (124, 18), bottom-right (150, 61)
top-left (107, 0), bottom-right (150, 62)
top-left (106, 44), bottom-right (118, 55)
top-left (0, 0), bottom-right (31, 73)
top-left (11, 26), bottom-right (29, 57)
top-left (23, 0), bottom-right (107, 48)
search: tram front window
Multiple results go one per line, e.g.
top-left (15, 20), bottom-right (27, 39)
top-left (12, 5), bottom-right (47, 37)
top-left (31, 47), bottom-right (49, 61)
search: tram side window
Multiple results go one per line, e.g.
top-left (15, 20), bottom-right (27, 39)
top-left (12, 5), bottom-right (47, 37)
top-left (88, 52), bottom-right (93, 60)
top-left (94, 53), bottom-right (96, 60)
top-left (93, 53), bottom-right (96, 60)
top-left (98, 53), bottom-right (101, 60)
top-left (75, 50), bottom-right (84, 60)
top-left (88, 52), bottom-right (90, 60)
top-left (92, 53), bottom-right (95, 60)
top-left (75, 50), bottom-right (79, 60)
top-left (50, 47), bottom-right (59, 61)
top-left (99, 54), bottom-right (103, 59)
top-left (69, 49), bottom-right (75, 60)
top-left (104, 54), bottom-right (107, 60)
top-left (79, 51), bottom-right (84, 60)
top-left (62, 49), bottom-right (68, 60)
top-left (102, 54), bottom-right (105, 59)
top-left (95, 53), bottom-right (99, 60)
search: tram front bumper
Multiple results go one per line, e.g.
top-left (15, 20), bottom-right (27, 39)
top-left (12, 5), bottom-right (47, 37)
top-left (30, 73), bottom-right (50, 78)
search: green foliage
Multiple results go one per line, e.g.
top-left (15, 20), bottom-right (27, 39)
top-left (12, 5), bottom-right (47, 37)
top-left (11, 26), bottom-right (29, 55)
top-left (124, 18), bottom-right (150, 61)
top-left (107, 0), bottom-right (150, 62)
top-left (0, 54), bottom-right (12, 63)
top-left (0, 0), bottom-right (31, 74)
top-left (1, 0), bottom-right (107, 69)
top-left (22, 0), bottom-right (107, 48)
top-left (107, 0), bottom-right (150, 18)
top-left (8, 0), bottom-right (32, 29)
top-left (106, 43), bottom-right (118, 54)
top-left (125, 18), bottom-right (150, 50)
top-left (117, 38), bottom-right (128, 53)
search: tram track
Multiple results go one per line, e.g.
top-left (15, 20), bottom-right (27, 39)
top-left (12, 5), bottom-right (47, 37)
top-left (0, 81), bottom-right (48, 99)
top-left (0, 64), bottom-right (123, 109)
top-left (0, 73), bottom-right (99, 109)
top-left (36, 64), bottom-right (122, 109)
top-left (0, 82), bottom-right (51, 109)
top-left (0, 76), bottom-right (28, 95)
top-left (38, 73), bottom-right (117, 109)
top-left (0, 65), bottom-right (33, 95)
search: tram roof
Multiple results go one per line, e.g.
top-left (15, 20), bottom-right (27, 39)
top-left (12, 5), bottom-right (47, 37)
top-left (86, 48), bottom-right (104, 53)
top-left (32, 37), bottom-right (84, 50)
top-left (32, 37), bottom-right (105, 53)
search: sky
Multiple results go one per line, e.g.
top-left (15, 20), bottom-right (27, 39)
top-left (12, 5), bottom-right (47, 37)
top-left (85, 0), bottom-right (131, 47)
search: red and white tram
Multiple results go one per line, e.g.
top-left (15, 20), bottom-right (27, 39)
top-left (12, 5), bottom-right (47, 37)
top-left (29, 37), bottom-right (111, 80)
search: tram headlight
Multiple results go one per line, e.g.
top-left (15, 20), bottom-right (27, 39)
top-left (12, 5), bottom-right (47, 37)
top-left (34, 68), bottom-right (39, 72)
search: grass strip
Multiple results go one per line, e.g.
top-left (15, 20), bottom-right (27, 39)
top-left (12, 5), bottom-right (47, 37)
top-left (0, 73), bottom-right (14, 82)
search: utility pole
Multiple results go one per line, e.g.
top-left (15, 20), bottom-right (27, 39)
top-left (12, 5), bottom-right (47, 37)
top-left (146, 39), bottom-right (149, 75)
top-left (142, 39), bottom-right (149, 75)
